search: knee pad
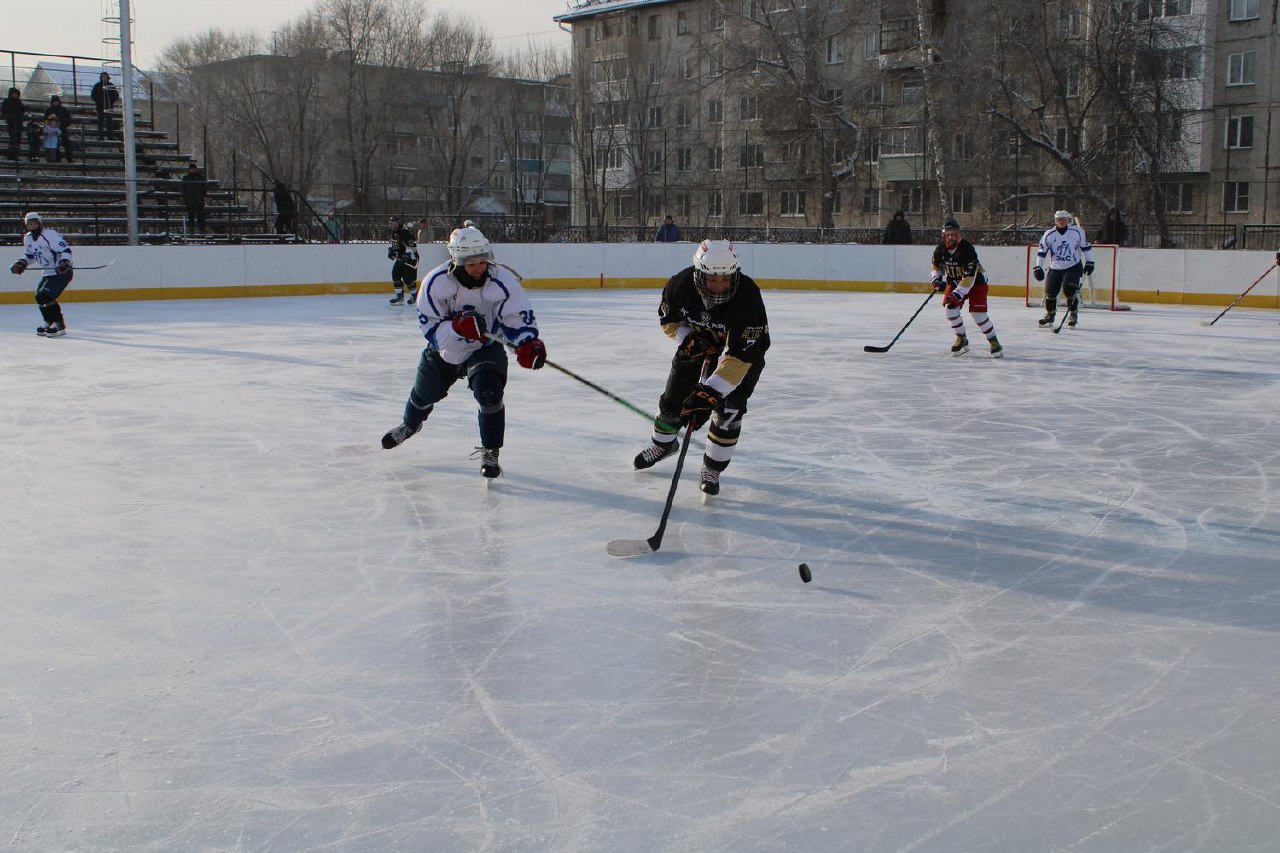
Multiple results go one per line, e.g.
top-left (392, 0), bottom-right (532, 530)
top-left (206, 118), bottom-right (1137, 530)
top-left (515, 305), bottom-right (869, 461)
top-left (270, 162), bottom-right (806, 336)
top-left (470, 369), bottom-right (505, 413)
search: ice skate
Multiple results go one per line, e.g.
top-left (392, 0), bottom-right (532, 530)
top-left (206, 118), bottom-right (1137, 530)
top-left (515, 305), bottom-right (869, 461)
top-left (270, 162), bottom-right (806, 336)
top-left (950, 334), bottom-right (969, 356)
top-left (41, 322), bottom-right (65, 338)
top-left (476, 447), bottom-right (501, 478)
top-left (699, 464), bottom-right (720, 495)
top-left (634, 438), bottom-right (678, 470)
top-left (406, 289), bottom-right (417, 304)
top-left (388, 292), bottom-right (404, 306)
top-left (381, 421), bottom-right (421, 449)
top-left (989, 337), bottom-right (1004, 359)
top-left (1038, 312), bottom-right (1056, 327)
top-left (1067, 310), bottom-right (1078, 328)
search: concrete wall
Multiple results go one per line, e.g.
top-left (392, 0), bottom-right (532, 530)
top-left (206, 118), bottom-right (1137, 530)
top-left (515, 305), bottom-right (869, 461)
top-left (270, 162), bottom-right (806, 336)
top-left (3, 242), bottom-right (1277, 309)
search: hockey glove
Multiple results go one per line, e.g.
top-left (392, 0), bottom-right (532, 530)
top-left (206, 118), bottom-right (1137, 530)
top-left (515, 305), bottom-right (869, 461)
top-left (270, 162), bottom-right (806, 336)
top-left (943, 286), bottom-right (968, 309)
top-left (10, 259), bottom-right (27, 275)
top-left (451, 310), bottom-right (487, 342)
top-left (930, 273), bottom-right (946, 292)
top-left (676, 331), bottom-right (720, 364)
top-left (1084, 261), bottom-right (1095, 276)
top-left (515, 338), bottom-right (546, 370)
top-left (1032, 266), bottom-right (1045, 282)
top-left (387, 246), bottom-right (396, 260)
top-left (679, 384), bottom-right (723, 431)
top-left (55, 259), bottom-right (72, 275)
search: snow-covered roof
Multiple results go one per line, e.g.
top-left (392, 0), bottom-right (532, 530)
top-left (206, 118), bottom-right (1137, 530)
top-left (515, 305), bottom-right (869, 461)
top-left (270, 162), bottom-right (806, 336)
top-left (554, 0), bottom-right (681, 24)
top-left (21, 61), bottom-right (148, 103)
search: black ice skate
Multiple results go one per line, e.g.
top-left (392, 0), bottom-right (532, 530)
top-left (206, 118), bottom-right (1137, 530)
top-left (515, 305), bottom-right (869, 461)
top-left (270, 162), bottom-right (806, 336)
top-left (950, 334), bottom-right (969, 355)
top-left (476, 447), bottom-right (501, 478)
top-left (1067, 310), bottom-right (1078, 328)
top-left (381, 422), bottom-right (421, 449)
top-left (1038, 312), bottom-right (1056, 327)
top-left (699, 465), bottom-right (720, 495)
top-left (388, 292), bottom-right (404, 305)
top-left (39, 322), bottom-right (66, 338)
top-left (989, 337), bottom-right (1005, 359)
top-left (406, 289), bottom-right (418, 304)
top-left (634, 439), bottom-right (678, 470)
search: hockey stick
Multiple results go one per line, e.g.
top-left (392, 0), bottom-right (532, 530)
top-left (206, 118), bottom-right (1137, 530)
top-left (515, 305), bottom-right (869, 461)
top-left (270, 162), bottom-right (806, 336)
top-left (483, 332), bottom-right (651, 421)
top-left (863, 290), bottom-right (936, 353)
top-left (14, 259), bottom-right (115, 272)
top-left (1201, 262), bottom-right (1278, 326)
top-left (1052, 308), bottom-right (1070, 334)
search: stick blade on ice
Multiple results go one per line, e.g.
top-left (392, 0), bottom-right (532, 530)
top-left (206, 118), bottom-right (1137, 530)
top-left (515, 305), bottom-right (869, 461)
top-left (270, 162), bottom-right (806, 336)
top-left (606, 538), bottom-right (655, 557)
top-left (863, 344), bottom-right (890, 353)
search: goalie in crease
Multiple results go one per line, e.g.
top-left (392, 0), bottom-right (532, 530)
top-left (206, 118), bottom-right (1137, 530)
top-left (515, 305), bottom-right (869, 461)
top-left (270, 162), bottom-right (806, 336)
top-left (632, 239), bottom-right (771, 497)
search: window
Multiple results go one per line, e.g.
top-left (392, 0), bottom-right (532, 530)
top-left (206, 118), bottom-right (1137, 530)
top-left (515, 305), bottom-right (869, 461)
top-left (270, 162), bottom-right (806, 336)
top-left (1004, 136), bottom-right (1024, 159)
top-left (1226, 115), bottom-right (1254, 149)
top-left (677, 147), bottom-right (693, 171)
top-left (1063, 67), bottom-right (1080, 97)
top-left (780, 140), bottom-right (805, 163)
top-left (676, 101), bottom-right (691, 127)
top-left (647, 14), bottom-right (661, 39)
top-left (708, 191), bottom-right (723, 216)
top-left (597, 102), bottom-right (626, 127)
top-left (1059, 7), bottom-right (1082, 38)
top-left (779, 190), bottom-right (806, 215)
top-left (677, 193), bottom-right (690, 218)
top-left (1055, 127), bottom-right (1078, 152)
top-left (1223, 181), bottom-right (1250, 212)
top-left (880, 18), bottom-right (914, 52)
top-left (612, 194), bottom-right (632, 220)
top-left (900, 187), bottom-right (923, 214)
top-left (711, 6), bottom-right (726, 30)
top-left (598, 147), bottom-right (624, 170)
top-left (739, 95), bottom-right (760, 120)
top-left (709, 52), bottom-right (724, 77)
top-left (862, 31), bottom-right (878, 60)
top-left (680, 56), bottom-right (694, 79)
top-left (708, 145), bottom-right (723, 170)
top-left (1227, 51), bottom-right (1257, 85)
top-left (738, 191), bottom-right (764, 216)
top-left (1000, 186), bottom-right (1029, 213)
top-left (1165, 183), bottom-right (1194, 214)
top-left (677, 10), bottom-right (689, 34)
top-left (952, 131), bottom-right (975, 160)
top-left (1138, 0), bottom-right (1190, 17)
top-left (649, 61), bottom-right (660, 84)
top-left (649, 106), bottom-right (662, 128)
top-left (707, 98), bottom-right (724, 123)
top-left (861, 188), bottom-right (880, 213)
top-left (901, 83), bottom-right (922, 106)
top-left (1164, 48), bottom-right (1200, 80)
top-left (647, 150), bottom-right (663, 173)
top-left (951, 187), bottom-right (973, 213)
top-left (1229, 0), bottom-right (1259, 20)
top-left (646, 195), bottom-right (662, 217)
top-left (831, 190), bottom-right (842, 213)
top-left (823, 87), bottom-right (845, 108)
top-left (865, 137), bottom-right (880, 163)
top-left (739, 143), bottom-right (765, 168)
top-left (825, 36), bottom-right (844, 64)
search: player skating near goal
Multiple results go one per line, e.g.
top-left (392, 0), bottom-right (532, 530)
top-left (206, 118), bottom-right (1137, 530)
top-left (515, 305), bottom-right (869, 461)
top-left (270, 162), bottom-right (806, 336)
top-left (632, 239), bottom-right (770, 496)
top-left (931, 218), bottom-right (1003, 358)
top-left (386, 215), bottom-right (419, 305)
top-left (9, 211), bottom-right (73, 337)
top-left (1033, 210), bottom-right (1094, 329)
top-left (380, 225), bottom-right (547, 478)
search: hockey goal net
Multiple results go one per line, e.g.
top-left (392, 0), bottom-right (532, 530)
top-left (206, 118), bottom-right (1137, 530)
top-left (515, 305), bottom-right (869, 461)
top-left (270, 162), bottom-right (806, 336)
top-left (1024, 243), bottom-right (1129, 311)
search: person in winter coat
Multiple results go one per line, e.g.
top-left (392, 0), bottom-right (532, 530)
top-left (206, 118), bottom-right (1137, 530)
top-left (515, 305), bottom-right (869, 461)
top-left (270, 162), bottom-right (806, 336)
top-left (883, 210), bottom-right (913, 245)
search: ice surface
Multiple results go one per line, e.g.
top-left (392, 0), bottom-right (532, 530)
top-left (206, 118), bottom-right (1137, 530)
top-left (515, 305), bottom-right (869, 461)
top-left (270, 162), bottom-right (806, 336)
top-left (2, 291), bottom-right (1279, 851)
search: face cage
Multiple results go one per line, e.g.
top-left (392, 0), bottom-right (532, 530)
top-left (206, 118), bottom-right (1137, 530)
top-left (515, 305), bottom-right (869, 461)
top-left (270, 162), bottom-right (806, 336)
top-left (693, 269), bottom-right (740, 306)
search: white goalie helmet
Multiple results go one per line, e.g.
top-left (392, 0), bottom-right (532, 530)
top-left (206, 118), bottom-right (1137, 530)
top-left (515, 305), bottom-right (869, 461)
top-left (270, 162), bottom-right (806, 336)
top-left (447, 225), bottom-right (493, 265)
top-left (692, 239), bottom-right (741, 306)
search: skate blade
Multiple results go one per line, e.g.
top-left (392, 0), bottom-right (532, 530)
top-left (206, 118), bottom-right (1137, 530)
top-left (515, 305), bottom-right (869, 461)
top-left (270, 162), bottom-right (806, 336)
top-left (607, 538), bottom-right (654, 557)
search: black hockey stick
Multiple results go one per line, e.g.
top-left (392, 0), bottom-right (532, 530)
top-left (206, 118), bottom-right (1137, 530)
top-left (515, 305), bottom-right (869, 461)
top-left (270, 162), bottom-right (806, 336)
top-left (484, 333), bottom-right (651, 421)
top-left (606, 423), bottom-right (696, 557)
top-left (15, 259), bottom-right (115, 272)
top-left (1052, 308), bottom-right (1070, 334)
top-left (863, 290), bottom-right (936, 353)
top-left (1201, 262), bottom-right (1278, 326)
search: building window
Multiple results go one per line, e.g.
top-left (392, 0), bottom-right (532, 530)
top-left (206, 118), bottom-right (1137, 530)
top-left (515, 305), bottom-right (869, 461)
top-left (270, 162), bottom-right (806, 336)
top-left (647, 150), bottom-right (663, 173)
top-left (952, 131), bottom-right (975, 160)
top-left (708, 191), bottom-right (723, 216)
top-left (707, 98), bottom-right (723, 123)
top-left (779, 190), bottom-right (806, 215)
top-left (900, 187), bottom-right (923, 214)
top-left (823, 87), bottom-right (844, 108)
top-left (1229, 0), bottom-right (1259, 20)
top-left (1165, 183), bottom-right (1194, 214)
top-left (1226, 51), bottom-right (1257, 86)
top-left (1055, 127), bottom-right (1078, 152)
top-left (951, 187), bottom-right (973, 213)
top-left (647, 14), bottom-right (661, 39)
top-left (1059, 6), bottom-right (1083, 37)
top-left (598, 147), bottom-right (624, 170)
top-left (825, 36), bottom-right (844, 64)
top-left (1004, 136), bottom-right (1024, 159)
top-left (649, 106), bottom-right (662, 128)
top-left (1000, 186), bottom-right (1029, 213)
top-left (739, 143), bottom-right (765, 168)
top-left (680, 55), bottom-right (694, 79)
top-left (1138, 0), bottom-right (1190, 17)
top-left (861, 188), bottom-right (880, 213)
top-left (738, 191), bottom-right (764, 216)
top-left (677, 10), bottom-right (689, 34)
top-left (862, 31), bottom-right (878, 60)
top-left (649, 61), bottom-right (660, 84)
top-left (676, 101), bottom-right (691, 127)
top-left (901, 83), bottom-right (922, 106)
top-left (677, 147), bottom-right (693, 171)
top-left (1225, 115), bottom-right (1254, 149)
top-left (1062, 66), bottom-right (1080, 97)
top-left (677, 193), bottom-right (690, 218)
top-left (612, 194), bottom-right (632, 220)
top-left (708, 146), bottom-right (723, 170)
top-left (880, 18), bottom-right (913, 52)
top-left (1223, 182), bottom-right (1250, 212)
top-left (709, 52), bottom-right (724, 77)
top-left (739, 94), bottom-right (760, 120)
top-left (711, 6), bottom-right (725, 29)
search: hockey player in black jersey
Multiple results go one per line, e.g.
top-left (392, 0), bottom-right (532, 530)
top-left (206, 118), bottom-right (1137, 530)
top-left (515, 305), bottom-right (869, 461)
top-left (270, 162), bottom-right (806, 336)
top-left (386, 215), bottom-right (419, 305)
top-left (632, 239), bottom-right (771, 496)
top-left (931, 219), bottom-right (1002, 357)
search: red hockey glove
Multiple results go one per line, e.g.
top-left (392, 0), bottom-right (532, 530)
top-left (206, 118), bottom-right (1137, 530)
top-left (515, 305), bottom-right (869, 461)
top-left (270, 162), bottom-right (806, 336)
top-left (55, 259), bottom-right (72, 275)
top-left (515, 338), bottom-right (546, 370)
top-left (679, 384), bottom-right (722, 430)
top-left (943, 286), bottom-right (968, 309)
top-left (451, 310), bottom-right (487, 342)
top-left (10, 259), bottom-right (27, 275)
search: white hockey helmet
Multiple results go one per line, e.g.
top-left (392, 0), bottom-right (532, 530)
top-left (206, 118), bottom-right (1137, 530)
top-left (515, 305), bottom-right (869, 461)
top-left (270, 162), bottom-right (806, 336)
top-left (23, 211), bottom-right (40, 226)
top-left (692, 239), bottom-right (741, 305)
top-left (1054, 209), bottom-right (1072, 223)
top-left (447, 225), bottom-right (494, 265)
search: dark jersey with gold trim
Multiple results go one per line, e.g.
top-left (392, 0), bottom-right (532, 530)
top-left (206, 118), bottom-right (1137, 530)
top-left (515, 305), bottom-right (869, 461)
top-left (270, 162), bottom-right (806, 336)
top-left (658, 266), bottom-right (770, 363)
top-left (931, 239), bottom-right (986, 289)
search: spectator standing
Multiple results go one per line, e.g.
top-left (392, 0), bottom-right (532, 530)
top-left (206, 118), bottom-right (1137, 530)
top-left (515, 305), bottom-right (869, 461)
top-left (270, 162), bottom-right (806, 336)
top-left (90, 72), bottom-right (120, 140)
top-left (42, 96), bottom-right (74, 162)
top-left (181, 162), bottom-right (209, 232)
top-left (883, 210), bottom-right (913, 245)
top-left (655, 215), bottom-right (682, 243)
top-left (2, 88), bottom-right (23, 160)
top-left (25, 117), bottom-right (41, 161)
top-left (324, 207), bottom-right (342, 243)
top-left (1098, 207), bottom-right (1128, 247)
top-left (272, 180), bottom-right (296, 234)
top-left (10, 212), bottom-right (74, 337)
top-left (41, 116), bottom-right (61, 162)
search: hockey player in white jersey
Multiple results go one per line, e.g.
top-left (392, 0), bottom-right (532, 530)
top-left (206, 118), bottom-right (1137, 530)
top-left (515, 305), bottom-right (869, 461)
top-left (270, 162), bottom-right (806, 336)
top-left (380, 225), bottom-right (547, 478)
top-left (1033, 210), bottom-right (1094, 328)
top-left (9, 211), bottom-right (73, 337)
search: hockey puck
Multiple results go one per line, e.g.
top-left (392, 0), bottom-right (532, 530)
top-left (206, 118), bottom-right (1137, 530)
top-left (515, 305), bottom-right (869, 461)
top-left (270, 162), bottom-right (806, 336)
top-left (798, 563), bottom-right (812, 583)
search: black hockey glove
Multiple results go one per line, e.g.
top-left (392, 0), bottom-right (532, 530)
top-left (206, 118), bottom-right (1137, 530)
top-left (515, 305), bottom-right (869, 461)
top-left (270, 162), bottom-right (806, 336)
top-left (676, 331), bottom-right (720, 364)
top-left (1032, 267), bottom-right (1045, 282)
top-left (10, 259), bottom-right (27, 275)
top-left (55, 259), bottom-right (72, 275)
top-left (387, 246), bottom-right (397, 260)
top-left (1084, 261), bottom-right (1095, 276)
top-left (930, 273), bottom-right (946, 292)
top-left (679, 384), bottom-right (722, 431)
top-left (451, 310), bottom-right (487, 342)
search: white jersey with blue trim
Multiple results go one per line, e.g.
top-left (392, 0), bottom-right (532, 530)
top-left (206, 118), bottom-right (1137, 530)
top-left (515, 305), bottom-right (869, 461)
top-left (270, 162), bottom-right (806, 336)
top-left (20, 227), bottom-right (73, 273)
top-left (1037, 224), bottom-right (1093, 271)
top-left (414, 260), bottom-right (538, 365)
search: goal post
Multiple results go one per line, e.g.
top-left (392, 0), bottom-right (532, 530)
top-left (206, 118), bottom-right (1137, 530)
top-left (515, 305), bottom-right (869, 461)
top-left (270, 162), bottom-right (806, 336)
top-left (1024, 244), bottom-right (1129, 311)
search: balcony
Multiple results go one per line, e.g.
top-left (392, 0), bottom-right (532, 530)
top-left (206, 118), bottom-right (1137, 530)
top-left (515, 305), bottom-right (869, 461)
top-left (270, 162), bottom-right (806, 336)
top-left (877, 153), bottom-right (928, 182)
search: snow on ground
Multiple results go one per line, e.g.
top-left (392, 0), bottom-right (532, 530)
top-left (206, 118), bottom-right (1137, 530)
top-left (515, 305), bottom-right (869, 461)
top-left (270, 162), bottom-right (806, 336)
top-left (2, 291), bottom-right (1279, 851)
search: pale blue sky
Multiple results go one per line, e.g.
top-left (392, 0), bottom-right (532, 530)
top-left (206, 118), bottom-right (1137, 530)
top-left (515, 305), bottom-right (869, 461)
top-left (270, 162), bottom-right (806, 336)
top-left (13, 0), bottom-right (572, 67)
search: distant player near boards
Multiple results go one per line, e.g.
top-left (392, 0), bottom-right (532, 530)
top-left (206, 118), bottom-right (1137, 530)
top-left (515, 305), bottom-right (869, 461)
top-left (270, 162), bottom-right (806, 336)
top-left (632, 239), bottom-right (771, 496)
top-left (1033, 210), bottom-right (1094, 329)
top-left (931, 218), bottom-right (1003, 358)
top-left (9, 211), bottom-right (72, 337)
top-left (386, 215), bottom-right (419, 305)
top-left (380, 224), bottom-right (547, 479)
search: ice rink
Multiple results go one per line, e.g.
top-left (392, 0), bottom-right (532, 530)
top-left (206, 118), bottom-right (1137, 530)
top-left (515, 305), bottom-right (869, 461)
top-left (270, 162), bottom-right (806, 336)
top-left (3, 289), bottom-right (1279, 852)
